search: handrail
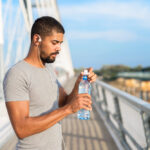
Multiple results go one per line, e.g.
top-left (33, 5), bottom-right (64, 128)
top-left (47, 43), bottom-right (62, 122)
top-left (96, 80), bottom-right (150, 115)
top-left (92, 80), bottom-right (150, 150)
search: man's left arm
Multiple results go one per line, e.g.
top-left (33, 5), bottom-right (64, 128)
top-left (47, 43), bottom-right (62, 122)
top-left (58, 67), bottom-right (97, 107)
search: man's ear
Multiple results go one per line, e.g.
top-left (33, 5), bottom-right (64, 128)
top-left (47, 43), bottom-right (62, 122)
top-left (32, 34), bottom-right (41, 46)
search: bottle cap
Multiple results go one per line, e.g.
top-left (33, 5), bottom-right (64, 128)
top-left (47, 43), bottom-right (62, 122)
top-left (83, 69), bottom-right (89, 75)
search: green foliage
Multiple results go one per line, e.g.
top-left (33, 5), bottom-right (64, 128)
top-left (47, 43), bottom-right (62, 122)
top-left (93, 70), bottom-right (101, 76)
top-left (74, 65), bottom-right (148, 81)
top-left (93, 65), bottom-right (144, 81)
top-left (142, 66), bottom-right (150, 72)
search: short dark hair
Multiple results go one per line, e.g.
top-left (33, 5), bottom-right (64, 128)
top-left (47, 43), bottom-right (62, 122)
top-left (31, 16), bottom-right (65, 41)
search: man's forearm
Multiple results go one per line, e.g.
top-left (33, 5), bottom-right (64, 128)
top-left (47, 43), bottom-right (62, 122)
top-left (15, 105), bottom-right (71, 139)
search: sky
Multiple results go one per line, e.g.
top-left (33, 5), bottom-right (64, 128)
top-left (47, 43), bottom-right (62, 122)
top-left (57, 0), bottom-right (150, 69)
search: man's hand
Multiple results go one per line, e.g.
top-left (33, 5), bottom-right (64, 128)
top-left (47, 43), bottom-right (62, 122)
top-left (66, 93), bottom-right (92, 114)
top-left (62, 67), bottom-right (97, 108)
top-left (86, 67), bottom-right (97, 83)
top-left (75, 67), bottom-right (97, 87)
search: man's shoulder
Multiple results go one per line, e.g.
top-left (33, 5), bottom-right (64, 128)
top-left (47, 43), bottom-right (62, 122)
top-left (12, 60), bottom-right (27, 70)
top-left (3, 60), bottom-right (30, 102)
top-left (4, 60), bottom-right (29, 80)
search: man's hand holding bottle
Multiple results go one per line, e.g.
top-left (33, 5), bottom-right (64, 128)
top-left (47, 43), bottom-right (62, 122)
top-left (66, 67), bottom-right (97, 119)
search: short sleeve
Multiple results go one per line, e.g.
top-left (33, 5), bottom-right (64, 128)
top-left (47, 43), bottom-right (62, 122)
top-left (3, 68), bottom-right (30, 102)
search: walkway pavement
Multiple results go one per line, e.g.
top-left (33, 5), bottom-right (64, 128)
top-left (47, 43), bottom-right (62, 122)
top-left (62, 108), bottom-right (118, 150)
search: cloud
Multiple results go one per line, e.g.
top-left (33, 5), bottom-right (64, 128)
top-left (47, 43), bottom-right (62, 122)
top-left (67, 30), bottom-right (138, 42)
top-left (59, 1), bottom-right (150, 26)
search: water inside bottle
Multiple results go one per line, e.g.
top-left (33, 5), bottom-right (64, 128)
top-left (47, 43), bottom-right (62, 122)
top-left (78, 109), bottom-right (90, 120)
top-left (78, 81), bottom-right (91, 120)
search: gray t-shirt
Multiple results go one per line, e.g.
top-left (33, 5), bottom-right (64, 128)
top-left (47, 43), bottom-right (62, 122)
top-left (3, 60), bottom-right (63, 150)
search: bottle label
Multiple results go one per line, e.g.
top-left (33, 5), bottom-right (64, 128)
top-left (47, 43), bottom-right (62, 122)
top-left (83, 75), bottom-right (87, 80)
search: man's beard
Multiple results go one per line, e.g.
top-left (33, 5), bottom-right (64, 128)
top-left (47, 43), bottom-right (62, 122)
top-left (41, 52), bottom-right (59, 64)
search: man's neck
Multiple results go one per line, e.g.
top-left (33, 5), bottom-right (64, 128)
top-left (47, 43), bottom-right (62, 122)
top-left (24, 45), bottom-right (45, 68)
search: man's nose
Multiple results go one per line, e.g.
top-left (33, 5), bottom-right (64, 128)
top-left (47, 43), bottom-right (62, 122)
top-left (56, 43), bottom-right (61, 51)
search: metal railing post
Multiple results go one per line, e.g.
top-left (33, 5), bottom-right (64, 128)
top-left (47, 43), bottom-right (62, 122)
top-left (94, 83), bottom-right (102, 108)
top-left (146, 92), bottom-right (149, 101)
top-left (102, 88), bottom-right (110, 120)
top-left (114, 96), bottom-right (127, 145)
top-left (142, 112), bottom-right (150, 149)
top-left (140, 91), bottom-right (144, 100)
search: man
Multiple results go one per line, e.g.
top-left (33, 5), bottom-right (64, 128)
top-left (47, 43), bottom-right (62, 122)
top-left (3, 16), bottom-right (97, 150)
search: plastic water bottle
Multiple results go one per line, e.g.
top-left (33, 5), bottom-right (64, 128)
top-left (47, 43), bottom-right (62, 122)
top-left (77, 69), bottom-right (91, 120)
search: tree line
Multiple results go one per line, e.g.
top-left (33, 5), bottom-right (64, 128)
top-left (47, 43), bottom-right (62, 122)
top-left (74, 65), bottom-right (150, 81)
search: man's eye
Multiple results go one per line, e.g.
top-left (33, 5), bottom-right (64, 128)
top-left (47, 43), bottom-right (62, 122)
top-left (52, 42), bottom-right (57, 45)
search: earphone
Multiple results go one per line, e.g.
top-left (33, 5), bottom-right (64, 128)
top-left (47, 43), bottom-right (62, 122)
top-left (38, 35), bottom-right (42, 42)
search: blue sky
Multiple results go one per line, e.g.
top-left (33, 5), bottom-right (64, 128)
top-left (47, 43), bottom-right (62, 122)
top-left (57, 0), bottom-right (150, 69)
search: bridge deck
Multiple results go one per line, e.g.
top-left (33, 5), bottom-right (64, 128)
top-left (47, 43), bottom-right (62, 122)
top-left (62, 108), bottom-right (118, 150)
top-left (0, 77), bottom-right (118, 150)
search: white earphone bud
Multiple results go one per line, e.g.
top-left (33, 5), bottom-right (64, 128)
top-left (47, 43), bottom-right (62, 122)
top-left (38, 35), bottom-right (42, 42)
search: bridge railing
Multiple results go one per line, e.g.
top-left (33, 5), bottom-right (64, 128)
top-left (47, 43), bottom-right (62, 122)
top-left (92, 80), bottom-right (150, 150)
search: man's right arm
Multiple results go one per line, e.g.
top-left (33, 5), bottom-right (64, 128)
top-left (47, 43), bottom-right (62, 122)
top-left (6, 93), bottom-right (91, 139)
top-left (4, 68), bottom-right (92, 139)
